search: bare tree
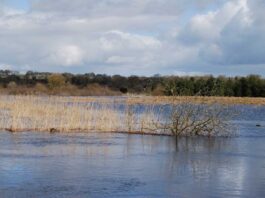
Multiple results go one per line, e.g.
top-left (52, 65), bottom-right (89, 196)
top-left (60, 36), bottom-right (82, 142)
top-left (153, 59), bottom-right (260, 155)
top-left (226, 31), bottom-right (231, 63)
top-left (164, 103), bottom-right (236, 137)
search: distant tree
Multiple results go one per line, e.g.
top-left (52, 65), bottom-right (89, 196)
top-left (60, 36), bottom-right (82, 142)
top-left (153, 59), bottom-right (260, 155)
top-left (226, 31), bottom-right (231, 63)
top-left (112, 75), bottom-right (128, 90)
top-left (240, 77), bottom-right (251, 97)
top-left (120, 87), bottom-right (128, 94)
top-left (47, 74), bottom-right (66, 89)
top-left (128, 76), bottom-right (144, 93)
top-left (0, 69), bottom-right (264, 97)
top-left (224, 78), bottom-right (235, 96)
top-left (247, 75), bottom-right (263, 97)
top-left (71, 75), bottom-right (89, 87)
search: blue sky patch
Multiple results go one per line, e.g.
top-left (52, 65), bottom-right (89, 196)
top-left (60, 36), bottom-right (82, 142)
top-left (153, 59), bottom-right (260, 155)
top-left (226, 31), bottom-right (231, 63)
top-left (5, 0), bottom-right (29, 11)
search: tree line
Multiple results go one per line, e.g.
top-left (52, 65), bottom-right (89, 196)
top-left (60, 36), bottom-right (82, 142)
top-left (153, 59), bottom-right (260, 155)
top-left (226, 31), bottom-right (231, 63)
top-left (0, 70), bottom-right (264, 97)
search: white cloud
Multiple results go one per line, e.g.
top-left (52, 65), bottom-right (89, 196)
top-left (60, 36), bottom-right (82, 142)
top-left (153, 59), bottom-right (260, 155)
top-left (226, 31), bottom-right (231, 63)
top-left (173, 0), bottom-right (264, 69)
top-left (30, 0), bottom-right (226, 17)
top-left (0, 0), bottom-right (264, 76)
top-left (48, 45), bottom-right (84, 67)
top-left (100, 30), bottom-right (161, 51)
top-left (0, 63), bottom-right (13, 70)
top-left (106, 56), bottom-right (135, 64)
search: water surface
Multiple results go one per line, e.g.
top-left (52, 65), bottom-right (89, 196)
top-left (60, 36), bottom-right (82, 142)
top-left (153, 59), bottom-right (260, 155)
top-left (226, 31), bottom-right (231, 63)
top-left (0, 105), bottom-right (265, 197)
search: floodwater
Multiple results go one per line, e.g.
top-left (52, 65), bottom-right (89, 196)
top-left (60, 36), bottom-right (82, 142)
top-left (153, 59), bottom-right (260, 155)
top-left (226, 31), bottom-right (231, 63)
top-left (0, 105), bottom-right (265, 198)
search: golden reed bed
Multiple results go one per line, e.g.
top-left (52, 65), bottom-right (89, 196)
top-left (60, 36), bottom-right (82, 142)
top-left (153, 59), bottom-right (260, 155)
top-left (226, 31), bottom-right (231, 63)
top-left (32, 95), bottom-right (264, 105)
top-left (124, 96), bottom-right (265, 105)
top-left (0, 95), bottom-right (165, 134)
top-left (0, 95), bottom-right (263, 135)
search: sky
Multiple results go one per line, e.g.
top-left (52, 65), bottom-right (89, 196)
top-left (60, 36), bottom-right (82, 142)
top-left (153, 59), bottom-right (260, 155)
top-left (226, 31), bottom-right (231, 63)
top-left (0, 0), bottom-right (264, 76)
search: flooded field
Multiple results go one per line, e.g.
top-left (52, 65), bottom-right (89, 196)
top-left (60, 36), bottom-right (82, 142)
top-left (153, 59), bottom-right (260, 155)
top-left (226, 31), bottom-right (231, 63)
top-left (0, 105), bottom-right (265, 197)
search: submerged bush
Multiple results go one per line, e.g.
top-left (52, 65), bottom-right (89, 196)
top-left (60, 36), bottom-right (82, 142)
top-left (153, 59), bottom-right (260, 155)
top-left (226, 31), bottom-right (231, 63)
top-left (164, 103), bottom-right (235, 137)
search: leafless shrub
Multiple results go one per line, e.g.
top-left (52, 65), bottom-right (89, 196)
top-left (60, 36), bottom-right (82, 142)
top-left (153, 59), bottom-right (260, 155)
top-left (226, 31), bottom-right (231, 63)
top-left (163, 103), bottom-right (236, 137)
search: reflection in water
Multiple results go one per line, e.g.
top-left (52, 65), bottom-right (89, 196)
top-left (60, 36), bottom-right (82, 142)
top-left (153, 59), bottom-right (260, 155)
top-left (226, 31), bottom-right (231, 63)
top-left (0, 131), bottom-right (265, 197)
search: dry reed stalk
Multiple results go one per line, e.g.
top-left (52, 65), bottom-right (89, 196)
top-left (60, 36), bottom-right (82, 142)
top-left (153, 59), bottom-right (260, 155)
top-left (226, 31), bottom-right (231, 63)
top-left (0, 95), bottom-right (238, 136)
top-left (0, 96), bottom-right (129, 133)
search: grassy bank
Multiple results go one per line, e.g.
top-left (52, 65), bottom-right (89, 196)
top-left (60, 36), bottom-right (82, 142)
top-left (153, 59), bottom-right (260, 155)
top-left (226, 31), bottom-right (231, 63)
top-left (21, 95), bottom-right (264, 105)
top-left (124, 96), bottom-right (265, 105)
top-left (0, 95), bottom-right (256, 135)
